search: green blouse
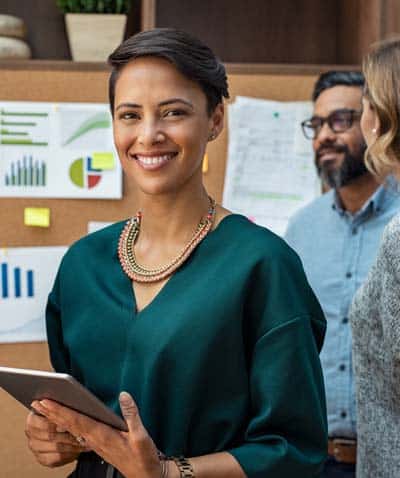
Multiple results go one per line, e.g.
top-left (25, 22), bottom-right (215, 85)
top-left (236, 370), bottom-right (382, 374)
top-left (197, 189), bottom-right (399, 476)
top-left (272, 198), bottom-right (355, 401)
top-left (46, 214), bottom-right (327, 477)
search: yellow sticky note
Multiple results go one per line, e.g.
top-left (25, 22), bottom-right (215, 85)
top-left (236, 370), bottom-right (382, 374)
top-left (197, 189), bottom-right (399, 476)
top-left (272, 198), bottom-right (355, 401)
top-left (24, 208), bottom-right (50, 228)
top-left (92, 152), bottom-right (115, 170)
top-left (202, 153), bottom-right (209, 173)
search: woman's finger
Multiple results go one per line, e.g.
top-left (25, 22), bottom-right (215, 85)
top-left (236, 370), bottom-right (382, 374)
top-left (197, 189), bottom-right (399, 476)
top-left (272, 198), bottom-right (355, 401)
top-left (32, 399), bottom-right (119, 458)
top-left (26, 426), bottom-right (79, 445)
top-left (34, 450), bottom-right (81, 468)
top-left (119, 391), bottom-right (144, 434)
top-left (26, 410), bottom-right (56, 431)
top-left (28, 437), bottom-right (84, 454)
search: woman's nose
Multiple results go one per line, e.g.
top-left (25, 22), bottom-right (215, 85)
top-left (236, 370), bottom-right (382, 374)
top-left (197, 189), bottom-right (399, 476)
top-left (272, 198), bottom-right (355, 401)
top-left (137, 120), bottom-right (165, 146)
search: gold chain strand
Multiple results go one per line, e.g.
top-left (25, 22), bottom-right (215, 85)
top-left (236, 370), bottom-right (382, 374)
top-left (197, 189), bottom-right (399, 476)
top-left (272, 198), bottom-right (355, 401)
top-left (118, 197), bottom-right (216, 283)
top-left (119, 201), bottom-right (214, 282)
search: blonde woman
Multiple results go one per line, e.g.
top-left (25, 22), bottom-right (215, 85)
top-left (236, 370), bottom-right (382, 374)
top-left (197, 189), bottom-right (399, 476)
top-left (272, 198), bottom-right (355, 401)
top-left (350, 38), bottom-right (400, 478)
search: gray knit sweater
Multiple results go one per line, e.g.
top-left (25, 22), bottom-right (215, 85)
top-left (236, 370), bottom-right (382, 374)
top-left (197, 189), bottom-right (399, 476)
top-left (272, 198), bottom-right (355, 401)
top-left (350, 213), bottom-right (400, 478)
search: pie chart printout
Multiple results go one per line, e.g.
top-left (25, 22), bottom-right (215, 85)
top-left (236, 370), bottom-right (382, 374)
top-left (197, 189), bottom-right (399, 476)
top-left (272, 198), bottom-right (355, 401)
top-left (69, 156), bottom-right (102, 189)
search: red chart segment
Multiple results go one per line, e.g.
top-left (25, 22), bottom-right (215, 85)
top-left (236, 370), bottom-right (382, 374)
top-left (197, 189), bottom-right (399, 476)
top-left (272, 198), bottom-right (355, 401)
top-left (69, 156), bottom-right (102, 189)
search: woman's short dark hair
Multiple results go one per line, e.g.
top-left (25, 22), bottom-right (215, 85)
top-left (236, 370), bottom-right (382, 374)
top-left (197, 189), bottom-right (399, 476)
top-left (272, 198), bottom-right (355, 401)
top-left (108, 28), bottom-right (229, 116)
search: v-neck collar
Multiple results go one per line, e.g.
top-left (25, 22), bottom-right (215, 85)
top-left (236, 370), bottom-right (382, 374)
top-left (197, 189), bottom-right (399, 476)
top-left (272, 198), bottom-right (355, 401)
top-left (113, 213), bottom-right (247, 318)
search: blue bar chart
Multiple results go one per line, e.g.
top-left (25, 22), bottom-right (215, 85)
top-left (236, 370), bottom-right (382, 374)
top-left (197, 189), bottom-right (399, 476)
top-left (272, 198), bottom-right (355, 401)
top-left (4, 155), bottom-right (46, 187)
top-left (0, 246), bottom-right (67, 343)
top-left (0, 262), bottom-right (34, 299)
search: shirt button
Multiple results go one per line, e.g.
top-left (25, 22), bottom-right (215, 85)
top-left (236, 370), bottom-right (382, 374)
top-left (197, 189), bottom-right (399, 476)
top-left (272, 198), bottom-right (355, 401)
top-left (339, 364), bottom-right (346, 371)
top-left (352, 228), bottom-right (358, 235)
top-left (342, 317), bottom-right (349, 324)
top-left (346, 272), bottom-right (352, 278)
top-left (341, 411), bottom-right (347, 419)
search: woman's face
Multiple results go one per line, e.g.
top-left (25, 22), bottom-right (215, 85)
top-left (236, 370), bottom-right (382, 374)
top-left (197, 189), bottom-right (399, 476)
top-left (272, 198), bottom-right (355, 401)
top-left (113, 56), bottom-right (223, 196)
top-left (360, 94), bottom-right (380, 147)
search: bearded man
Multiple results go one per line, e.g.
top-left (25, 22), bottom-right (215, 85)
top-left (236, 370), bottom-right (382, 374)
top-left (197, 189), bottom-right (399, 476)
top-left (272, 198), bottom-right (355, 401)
top-left (285, 71), bottom-right (400, 478)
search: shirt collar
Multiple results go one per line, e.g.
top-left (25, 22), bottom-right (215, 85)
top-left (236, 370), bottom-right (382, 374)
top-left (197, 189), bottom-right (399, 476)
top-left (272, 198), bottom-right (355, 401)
top-left (331, 175), bottom-right (399, 218)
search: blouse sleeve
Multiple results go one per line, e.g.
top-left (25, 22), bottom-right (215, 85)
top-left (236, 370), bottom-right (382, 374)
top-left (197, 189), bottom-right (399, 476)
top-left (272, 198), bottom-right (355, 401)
top-left (228, 241), bottom-right (327, 478)
top-left (45, 266), bottom-right (71, 374)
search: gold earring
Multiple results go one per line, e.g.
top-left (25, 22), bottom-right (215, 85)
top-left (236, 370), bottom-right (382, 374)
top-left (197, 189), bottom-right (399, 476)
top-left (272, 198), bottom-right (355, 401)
top-left (208, 132), bottom-right (215, 141)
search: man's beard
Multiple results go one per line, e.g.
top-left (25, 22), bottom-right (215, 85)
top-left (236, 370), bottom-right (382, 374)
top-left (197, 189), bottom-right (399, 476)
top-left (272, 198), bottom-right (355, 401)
top-left (315, 143), bottom-right (368, 189)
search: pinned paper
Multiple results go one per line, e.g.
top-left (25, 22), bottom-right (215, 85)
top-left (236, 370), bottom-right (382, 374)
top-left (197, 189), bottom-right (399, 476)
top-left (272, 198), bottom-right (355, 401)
top-left (202, 153), bottom-right (209, 174)
top-left (24, 207), bottom-right (50, 228)
top-left (87, 221), bottom-right (112, 234)
top-left (92, 152), bottom-right (115, 170)
top-left (0, 246), bottom-right (67, 343)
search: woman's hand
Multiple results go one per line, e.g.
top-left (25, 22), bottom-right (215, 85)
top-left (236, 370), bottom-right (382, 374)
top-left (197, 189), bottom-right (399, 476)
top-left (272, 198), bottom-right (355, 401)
top-left (25, 410), bottom-right (89, 467)
top-left (31, 392), bottom-right (163, 478)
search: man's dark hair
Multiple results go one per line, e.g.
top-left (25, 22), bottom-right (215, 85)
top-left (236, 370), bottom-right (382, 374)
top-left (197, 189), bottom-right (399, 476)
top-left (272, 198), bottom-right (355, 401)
top-left (108, 28), bottom-right (229, 116)
top-left (312, 71), bottom-right (364, 102)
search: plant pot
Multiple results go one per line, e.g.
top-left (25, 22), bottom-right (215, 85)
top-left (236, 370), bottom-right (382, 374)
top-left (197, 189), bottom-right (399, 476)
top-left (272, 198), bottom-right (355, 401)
top-left (65, 13), bottom-right (127, 62)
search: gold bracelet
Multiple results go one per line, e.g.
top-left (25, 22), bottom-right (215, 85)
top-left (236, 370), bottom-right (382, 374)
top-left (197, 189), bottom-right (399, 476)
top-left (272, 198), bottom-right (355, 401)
top-left (171, 456), bottom-right (195, 478)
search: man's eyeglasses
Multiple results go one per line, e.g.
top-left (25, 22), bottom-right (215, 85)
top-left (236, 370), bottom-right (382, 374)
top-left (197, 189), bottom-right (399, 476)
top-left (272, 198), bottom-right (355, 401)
top-left (301, 108), bottom-right (362, 140)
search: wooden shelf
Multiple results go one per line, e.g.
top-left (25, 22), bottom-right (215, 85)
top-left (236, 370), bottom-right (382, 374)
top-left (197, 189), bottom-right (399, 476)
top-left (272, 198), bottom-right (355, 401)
top-left (0, 60), bottom-right (359, 75)
top-left (0, 0), bottom-right (399, 65)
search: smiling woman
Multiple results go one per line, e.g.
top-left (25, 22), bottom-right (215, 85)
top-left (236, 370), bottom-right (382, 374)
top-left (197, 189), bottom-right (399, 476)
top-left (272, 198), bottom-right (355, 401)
top-left (24, 28), bottom-right (328, 478)
top-left (112, 55), bottom-right (223, 197)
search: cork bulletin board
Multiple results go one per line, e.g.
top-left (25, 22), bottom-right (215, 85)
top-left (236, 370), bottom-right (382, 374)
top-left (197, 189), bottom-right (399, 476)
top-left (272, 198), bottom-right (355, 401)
top-left (0, 61), bottom-right (352, 477)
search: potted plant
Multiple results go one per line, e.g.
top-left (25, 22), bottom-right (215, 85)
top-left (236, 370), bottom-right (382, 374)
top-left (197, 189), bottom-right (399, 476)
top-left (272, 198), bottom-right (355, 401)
top-left (56, 0), bottom-right (132, 62)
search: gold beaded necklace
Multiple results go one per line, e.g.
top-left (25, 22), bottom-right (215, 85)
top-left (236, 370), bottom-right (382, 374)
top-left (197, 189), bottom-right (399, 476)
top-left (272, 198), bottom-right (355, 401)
top-left (118, 197), bottom-right (216, 283)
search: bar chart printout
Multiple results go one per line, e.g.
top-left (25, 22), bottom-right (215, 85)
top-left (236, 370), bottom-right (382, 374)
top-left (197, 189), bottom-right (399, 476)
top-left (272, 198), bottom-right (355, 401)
top-left (1, 262), bottom-right (34, 298)
top-left (0, 246), bottom-right (66, 343)
top-left (0, 107), bottom-right (49, 146)
top-left (4, 155), bottom-right (46, 187)
top-left (0, 101), bottom-right (122, 199)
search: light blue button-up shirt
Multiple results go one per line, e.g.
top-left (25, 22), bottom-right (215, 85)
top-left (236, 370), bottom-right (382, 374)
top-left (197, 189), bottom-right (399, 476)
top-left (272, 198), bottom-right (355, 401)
top-left (284, 180), bottom-right (400, 438)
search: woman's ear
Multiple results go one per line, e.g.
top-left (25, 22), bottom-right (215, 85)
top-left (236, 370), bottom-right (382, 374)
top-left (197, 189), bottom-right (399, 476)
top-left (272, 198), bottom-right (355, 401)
top-left (208, 103), bottom-right (224, 141)
top-left (373, 112), bottom-right (380, 136)
top-left (367, 99), bottom-right (380, 136)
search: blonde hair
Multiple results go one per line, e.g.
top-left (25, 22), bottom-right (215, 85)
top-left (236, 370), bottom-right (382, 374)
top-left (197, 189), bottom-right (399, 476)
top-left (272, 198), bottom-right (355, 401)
top-left (363, 38), bottom-right (400, 178)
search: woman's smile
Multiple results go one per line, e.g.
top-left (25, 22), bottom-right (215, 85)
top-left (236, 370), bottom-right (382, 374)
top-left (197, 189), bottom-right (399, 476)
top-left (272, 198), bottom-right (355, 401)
top-left (130, 151), bottom-right (179, 171)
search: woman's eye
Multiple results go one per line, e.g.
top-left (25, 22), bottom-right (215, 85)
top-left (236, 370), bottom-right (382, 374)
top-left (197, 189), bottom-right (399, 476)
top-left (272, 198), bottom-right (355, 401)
top-left (119, 112), bottom-right (140, 120)
top-left (164, 109), bottom-right (186, 118)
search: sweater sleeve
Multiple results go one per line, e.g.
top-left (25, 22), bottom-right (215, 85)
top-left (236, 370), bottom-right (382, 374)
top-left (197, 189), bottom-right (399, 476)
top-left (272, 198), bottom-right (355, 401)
top-left (350, 214), bottom-right (400, 390)
top-left (228, 241), bottom-right (328, 478)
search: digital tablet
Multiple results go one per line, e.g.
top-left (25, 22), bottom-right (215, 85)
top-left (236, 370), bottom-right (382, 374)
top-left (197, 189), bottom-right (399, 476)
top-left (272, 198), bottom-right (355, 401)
top-left (0, 366), bottom-right (128, 432)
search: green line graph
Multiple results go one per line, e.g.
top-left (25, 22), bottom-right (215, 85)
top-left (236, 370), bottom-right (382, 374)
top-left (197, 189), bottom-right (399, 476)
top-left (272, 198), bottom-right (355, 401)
top-left (63, 112), bottom-right (111, 146)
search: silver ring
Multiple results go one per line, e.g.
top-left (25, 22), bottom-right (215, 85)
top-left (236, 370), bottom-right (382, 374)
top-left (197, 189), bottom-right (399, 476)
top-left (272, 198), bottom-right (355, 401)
top-left (75, 435), bottom-right (86, 446)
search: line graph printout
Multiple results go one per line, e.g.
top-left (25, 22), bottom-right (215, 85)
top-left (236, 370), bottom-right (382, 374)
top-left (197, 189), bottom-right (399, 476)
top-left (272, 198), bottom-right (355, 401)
top-left (223, 96), bottom-right (320, 236)
top-left (0, 101), bottom-right (122, 199)
top-left (0, 246), bottom-right (67, 343)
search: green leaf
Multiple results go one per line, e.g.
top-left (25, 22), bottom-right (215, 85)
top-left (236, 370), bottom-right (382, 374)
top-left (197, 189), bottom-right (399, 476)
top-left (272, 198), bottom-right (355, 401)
top-left (56, 0), bottom-right (131, 13)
